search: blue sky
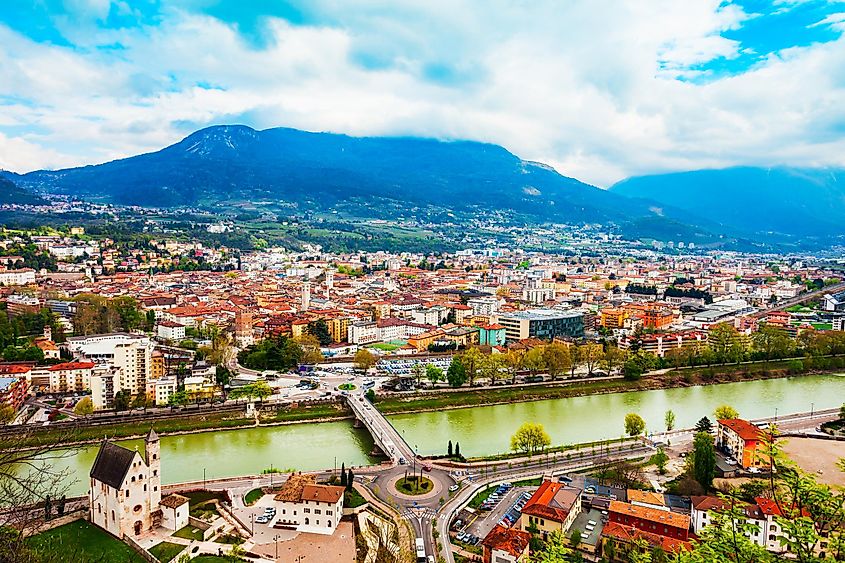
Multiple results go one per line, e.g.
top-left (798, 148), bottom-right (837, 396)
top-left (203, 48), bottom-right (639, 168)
top-left (1, 0), bottom-right (844, 186)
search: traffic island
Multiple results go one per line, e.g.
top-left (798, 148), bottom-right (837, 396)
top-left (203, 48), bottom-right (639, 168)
top-left (394, 475), bottom-right (434, 496)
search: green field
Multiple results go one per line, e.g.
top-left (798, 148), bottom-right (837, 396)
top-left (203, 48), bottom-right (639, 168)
top-left (149, 541), bottom-right (186, 562)
top-left (173, 525), bottom-right (205, 541)
top-left (27, 520), bottom-right (146, 563)
top-left (244, 488), bottom-right (264, 505)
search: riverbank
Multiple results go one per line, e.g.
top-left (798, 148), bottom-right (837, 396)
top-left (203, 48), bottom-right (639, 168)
top-left (376, 357), bottom-right (842, 415)
top-left (8, 402), bottom-right (353, 450)
top-left (9, 356), bottom-right (843, 450)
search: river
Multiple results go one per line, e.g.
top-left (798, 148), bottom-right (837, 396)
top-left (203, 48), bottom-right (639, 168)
top-left (48, 374), bottom-right (844, 496)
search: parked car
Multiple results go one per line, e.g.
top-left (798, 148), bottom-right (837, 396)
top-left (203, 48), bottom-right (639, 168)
top-left (449, 484), bottom-right (459, 492)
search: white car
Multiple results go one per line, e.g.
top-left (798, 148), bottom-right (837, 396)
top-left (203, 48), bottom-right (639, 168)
top-left (725, 458), bottom-right (737, 466)
top-left (449, 484), bottom-right (459, 492)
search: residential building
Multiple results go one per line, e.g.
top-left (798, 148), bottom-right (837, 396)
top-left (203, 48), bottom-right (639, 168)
top-left (519, 479), bottom-right (581, 538)
top-left (607, 500), bottom-right (690, 541)
top-left (0, 268), bottom-right (36, 286)
top-left (481, 524), bottom-right (531, 563)
top-left (0, 376), bottom-right (29, 412)
top-left (272, 473), bottom-right (344, 535)
top-left (156, 321), bottom-right (186, 342)
top-left (716, 419), bottom-right (770, 470)
top-left (478, 324), bottom-right (506, 347)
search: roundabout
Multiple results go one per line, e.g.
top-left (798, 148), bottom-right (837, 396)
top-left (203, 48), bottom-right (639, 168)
top-left (394, 475), bottom-right (434, 496)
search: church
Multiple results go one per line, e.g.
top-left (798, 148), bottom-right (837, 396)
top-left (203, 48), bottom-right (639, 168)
top-left (89, 428), bottom-right (188, 537)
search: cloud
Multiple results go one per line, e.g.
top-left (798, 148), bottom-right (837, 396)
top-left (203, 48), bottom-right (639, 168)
top-left (0, 0), bottom-right (843, 188)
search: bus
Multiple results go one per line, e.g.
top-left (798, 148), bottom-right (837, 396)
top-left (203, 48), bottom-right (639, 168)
top-left (415, 537), bottom-right (426, 562)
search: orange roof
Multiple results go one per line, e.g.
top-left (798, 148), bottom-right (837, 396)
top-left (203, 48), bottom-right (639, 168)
top-left (521, 481), bottom-right (576, 523)
top-left (609, 501), bottom-right (689, 530)
top-left (601, 522), bottom-right (691, 554)
top-left (718, 419), bottom-right (763, 442)
top-left (300, 484), bottom-right (344, 504)
top-left (754, 497), bottom-right (782, 517)
top-left (627, 490), bottom-right (666, 507)
top-left (481, 524), bottom-right (531, 557)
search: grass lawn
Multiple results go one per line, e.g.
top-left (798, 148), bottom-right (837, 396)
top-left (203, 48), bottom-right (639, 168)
top-left (149, 541), bottom-right (186, 562)
top-left (368, 342), bottom-right (403, 351)
top-left (27, 520), bottom-right (146, 563)
top-left (338, 383), bottom-right (357, 391)
top-left (511, 477), bottom-right (542, 487)
top-left (344, 488), bottom-right (368, 508)
top-left (192, 557), bottom-right (247, 563)
top-left (173, 525), bottom-right (205, 541)
top-left (244, 488), bottom-right (264, 505)
top-left (213, 533), bottom-right (244, 545)
top-left (395, 476), bottom-right (434, 495)
top-left (467, 485), bottom-right (497, 509)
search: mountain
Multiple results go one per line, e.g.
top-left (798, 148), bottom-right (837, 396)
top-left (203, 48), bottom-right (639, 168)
top-left (0, 176), bottom-right (46, 205)
top-left (14, 124), bottom-right (662, 224)
top-left (610, 167), bottom-right (845, 238)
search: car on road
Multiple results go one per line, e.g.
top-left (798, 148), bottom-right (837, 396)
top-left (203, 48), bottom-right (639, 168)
top-left (255, 515), bottom-right (269, 524)
top-left (399, 457), bottom-right (407, 465)
top-left (422, 464), bottom-right (432, 472)
top-left (726, 457), bottom-right (737, 466)
top-left (448, 484), bottom-right (459, 492)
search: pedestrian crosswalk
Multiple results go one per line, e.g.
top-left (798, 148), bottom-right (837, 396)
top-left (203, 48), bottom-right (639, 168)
top-left (400, 506), bottom-right (437, 521)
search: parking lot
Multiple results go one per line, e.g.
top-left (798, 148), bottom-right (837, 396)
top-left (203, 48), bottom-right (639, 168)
top-left (453, 483), bottom-right (535, 546)
top-left (233, 494), bottom-right (298, 545)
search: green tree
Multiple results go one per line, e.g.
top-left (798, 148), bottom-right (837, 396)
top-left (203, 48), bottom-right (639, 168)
top-left (695, 416), bottom-right (713, 433)
top-left (532, 530), bottom-right (573, 562)
top-left (624, 413), bottom-right (646, 436)
top-left (692, 431), bottom-right (716, 490)
top-left (446, 357), bottom-right (467, 387)
top-left (653, 446), bottom-right (669, 475)
top-left (73, 396), bottom-right (94, 416)
top-left (714, 405), bottom-right (739, 420)
top-left (307, 319), bottom-right (332, 346)
top-left (353, 348), bottom-right (377, 372)
top-left (480, 354), bottom-right (503, 385)
top-left (543, 343), bottom-right (571, 380)
top-left (425, 364), bottom-right (444, 386)
top-left (503, 349), bottom-right (524, 384)
top-left (709, 323), bottom-right (744, 363)
top-left (113, 390), bottom-right (131, 411)
top-left (523, 346), bottom-right (546, 375)
top-left (510, 422), bottom-right (552, 456)
top-left (752, 324), bottom-right (793, 360)
top-left (664, 409), bottom-right (676, 432)
top-left (460, 347), bottom-right (483, 386)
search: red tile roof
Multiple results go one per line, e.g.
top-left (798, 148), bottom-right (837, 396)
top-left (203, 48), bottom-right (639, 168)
top-left (521, 481), bottom-right (576, 523)
top-left (481, 524), bottom-right (530, 557)
top-left (718, 419), bottom-right (763, 442)
top-left (48, 361), bottom-right (95, 371)
top-left (601, 521), bottom-right (691, 554)
top-left (609, 501), bottom-right (690, 530)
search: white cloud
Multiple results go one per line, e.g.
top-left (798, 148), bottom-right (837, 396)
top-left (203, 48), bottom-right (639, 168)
top-left (0, 0), bottom-right (844, 188)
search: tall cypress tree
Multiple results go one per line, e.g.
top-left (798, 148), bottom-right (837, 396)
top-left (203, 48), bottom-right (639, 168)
top-left (340, 463), bottom-right (347, 486)
top-left (448, 440), bottom-right (453, 457)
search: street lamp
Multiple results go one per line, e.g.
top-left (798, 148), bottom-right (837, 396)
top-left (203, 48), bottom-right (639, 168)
top-left (273, 534), bottom-right (280, 559)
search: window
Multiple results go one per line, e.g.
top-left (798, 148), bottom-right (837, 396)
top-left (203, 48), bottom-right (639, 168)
top-left (134, 505), bottom-right (142, 513)
top-left (111, 510), bottom-right (115, 521)
top-left (131, 476), bottom-right (135, 482)
top-left (304, 508), bottom-right (310, 514)
top-left (328, 521), bottom-right (332, 528)
top-left (315, 509), bottom-right (321, 515)
top-left (98, 504), bottom-right (101, 514)
top-left (153, 469), bottom-right (158, 476)
top-left (326, 510), bottom-right (332, 516)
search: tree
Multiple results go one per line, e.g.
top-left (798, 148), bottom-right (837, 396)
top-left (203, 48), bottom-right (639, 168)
top-left (294, 334), bottom-right (324, 364)
top-left (364, 389), bottom-right (375, 402)
top-left (624, 413), bottom-right (646, 437)
top-left (480, 354), bottom-right (503, 385)
top-left (454, 442), bottom-right (461, 458)
top-left (714, 405), bottom-right (739, 420)
top-left (532, 530), bottom-right (573, 562)
top-left (502, 349), bottom-right (524, 384)
top-left (580, 343), bottom-right (603, 375)
top-left (0, 405), bottom-right (14, 424)
top-left (664, 409), bottom-right (676, 432)
top-left (510, 422), bottom-right (552, 456)
top-left (695, 416), bottom-right (713, 433)
top-left (446, 357), bottom-right (467, 387)
top-left (113, 389), bottom-right (131, 411)
top-left (653, 446), bottom-right (669, 475)
top-left (543, 343), bottom-right (571, 380)
top-left (346, 468), bottom-right (354, 491)
top-left (251, 380), bottom-right (273, 401)
top-left (447, 440), bottom-right (453, 457)
top-left (411, 362), bottom-right (425, 387)
top-left (623, 358), bottom-right (645, 381)
top-left (307, 319), bottom-right (332, 346)
top-left (354, 348), bottom-right (377, 372)
top-left (425, 363), bottom-right (444, 386)
top-left (692, 431), bottom-right (716, 490)
top-left (523, 347), bottom-right (546, 375)
top-left (131, 393), bottom-right (148, 410)
top-left (215, 366), bottom-right (233, 398)
top-left (340, 463), bottom-right (347, 486)
top-left (569, 529), bottom-right (583, 551)
top-left (601, 345), bottom-right (625, 374)
top-left (73, 396), bottom-right (94, 416)
top-left (709, 323), bottom-right (744, 363)
top-left (752, 325), bottom-right (793, 361)
top-left (841, 402), bottom-right (845, 421)
top-left (460, 347), bottom-right (483, 386)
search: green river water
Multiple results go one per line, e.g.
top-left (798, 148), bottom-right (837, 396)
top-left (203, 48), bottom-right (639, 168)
top-left (50, 374), bottom-right (844, 496)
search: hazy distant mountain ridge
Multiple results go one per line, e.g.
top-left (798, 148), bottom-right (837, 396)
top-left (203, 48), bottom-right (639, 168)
top-left (13, 125), bottom-right (653, 223)
top-left (611, 166), bottom-right (845, 237)
top-left (0, 176), bottom-right (46, 205)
